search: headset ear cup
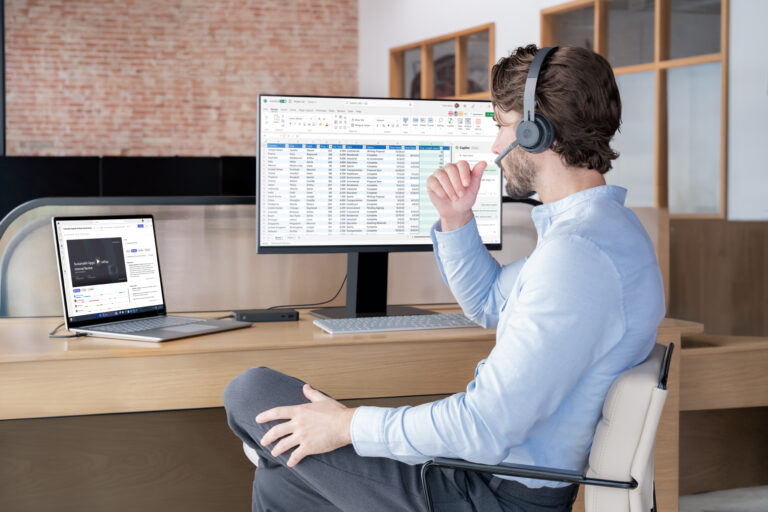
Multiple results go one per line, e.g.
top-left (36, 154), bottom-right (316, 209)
top-left (516, 120), bottom-right (541, 151)
top-left (531, 114), bottom-right (555, 153)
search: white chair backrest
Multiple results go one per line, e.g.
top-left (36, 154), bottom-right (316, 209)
top-left (585, 343), bottom-right (669, 512)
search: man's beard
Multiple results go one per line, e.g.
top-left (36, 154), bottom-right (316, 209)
top-left (501, 148), bottom-right (537, 200)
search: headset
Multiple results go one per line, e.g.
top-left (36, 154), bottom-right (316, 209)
top-left (494, 46), bottom-right (559, 167)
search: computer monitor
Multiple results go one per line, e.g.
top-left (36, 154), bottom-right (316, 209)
top-left (257, 94), bottom-right (502, 318)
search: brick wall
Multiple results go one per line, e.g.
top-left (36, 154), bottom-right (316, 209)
top-left (4, 0), bottom-right (358, 156)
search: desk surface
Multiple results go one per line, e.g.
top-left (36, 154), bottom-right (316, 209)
top-left (0, 307), bottom-right (703, 421)
top-left (0, 306), bottom-right (702, 363)
top-left (0, 305), bottom-right (495, 363)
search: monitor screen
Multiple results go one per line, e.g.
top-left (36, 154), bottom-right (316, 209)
top-left (53, 216), bottom-right (166, 326)
top-left (257, 95), bottom-right (502, 253)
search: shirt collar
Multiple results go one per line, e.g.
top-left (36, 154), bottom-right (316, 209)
top-left (531, 185), bottom-right (627, 235)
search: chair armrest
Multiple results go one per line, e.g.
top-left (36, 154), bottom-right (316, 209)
top-left (420, 457), bottom-right (639, 511)
top-left (423, 457), bottom-right (636, 489)
top-left (420, 457), bottom-right (637, 512)
top-left (659, 342), bottom-right (674, 390)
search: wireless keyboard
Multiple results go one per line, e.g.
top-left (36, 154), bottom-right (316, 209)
top-left (313, 313), bottom-right (479, 334)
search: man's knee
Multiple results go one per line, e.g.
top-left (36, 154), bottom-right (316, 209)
top-left (223, 366), bottom-right (278, 419)
top-left (223, 366), bottom-right (308, 430)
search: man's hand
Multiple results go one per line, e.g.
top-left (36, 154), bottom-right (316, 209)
top-left (256, 384), bottom-right (356, 467)
top-left (426, 160), bottom-right (487, 231)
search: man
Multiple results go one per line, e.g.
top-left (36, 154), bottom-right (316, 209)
top-left (224, 44), bottom-right (665, 511)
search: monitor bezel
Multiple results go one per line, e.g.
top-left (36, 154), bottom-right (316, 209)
top-left (52, 214), bottom-right (168, 330)
top-left (256, 93), bottom-right (502, 254)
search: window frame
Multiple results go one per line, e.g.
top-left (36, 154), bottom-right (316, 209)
top-left (389, 23), bottom-right (495, 101)
top-left (541, 0), bottom-right (729, 218)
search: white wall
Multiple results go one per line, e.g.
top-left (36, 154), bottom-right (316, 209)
top-left (359, 0), bottom-right (768, 220)
top-left (727, 0), bottom-right (768, 220)
top-left (358, 0), bottom-right (565, 98)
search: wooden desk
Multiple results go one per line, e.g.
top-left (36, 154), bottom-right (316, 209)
top-left (0, 309), bottom-right (702, 512)
top-left (678, 333), bottom-right (768, 495)
top-left (0, 305), bottom-right (498, 419)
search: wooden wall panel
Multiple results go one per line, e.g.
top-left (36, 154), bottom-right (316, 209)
top-left (680, 407), bottom-right (768, 494)
top-left (669, 219), bottom-right (768, 336)
top-left (0, 409), bottom-right (253, 512)
top-left (0, 397), bottom-right (445, 512)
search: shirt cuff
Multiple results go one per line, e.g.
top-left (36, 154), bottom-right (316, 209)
top-left (350, 406), bottom-right (390, 458)
top-left (431, 216), bottom-right (483, 260)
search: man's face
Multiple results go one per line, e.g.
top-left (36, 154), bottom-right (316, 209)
top-left (491, 108), bottom-right (538, 200)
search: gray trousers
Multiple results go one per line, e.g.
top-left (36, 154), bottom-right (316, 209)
top-left (223, 367), bottom-right (578, 512)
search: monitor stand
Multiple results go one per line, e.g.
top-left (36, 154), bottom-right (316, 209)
top-left (310, 252), bottom-right (437, 319)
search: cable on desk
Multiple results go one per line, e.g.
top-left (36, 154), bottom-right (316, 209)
top-left (48, 323), bottom-right (88, 339)
top-left (267, 274), bottom-right (347, 310)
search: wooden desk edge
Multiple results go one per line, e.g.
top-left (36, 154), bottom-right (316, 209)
top-left (658, 317), bottom-right (704, 336)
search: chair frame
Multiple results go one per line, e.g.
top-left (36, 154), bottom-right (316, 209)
top-left (420, 343), bottom-right (674, 512)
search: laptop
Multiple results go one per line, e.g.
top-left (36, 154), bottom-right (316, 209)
top-left (52, 215), bottom-right (252, 342)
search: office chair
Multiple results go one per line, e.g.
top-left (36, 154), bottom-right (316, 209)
top-left (421, 343), bottom-right (674, 512)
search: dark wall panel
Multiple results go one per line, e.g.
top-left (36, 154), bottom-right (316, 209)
top-left (0, 156), bottom-right (256, 222)
top-left (100, 157), bottom-right (222, 196)
top-left (221, 156), bottom-right (255, 196)
top-left (0, 156), bottom-right (100, 219)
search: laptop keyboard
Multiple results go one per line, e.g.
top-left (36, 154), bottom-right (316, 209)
top-left (88, 316), bottom-right (204, 334)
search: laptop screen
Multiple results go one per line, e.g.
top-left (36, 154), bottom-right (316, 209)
top-left (53, 216), bottom-right (166, 328)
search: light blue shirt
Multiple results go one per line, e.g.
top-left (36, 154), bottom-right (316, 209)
top-left (350, 185), bottom-right (665, 488)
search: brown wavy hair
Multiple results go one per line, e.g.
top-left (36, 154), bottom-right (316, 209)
top-left (491, 45), bottom-right (622, 174)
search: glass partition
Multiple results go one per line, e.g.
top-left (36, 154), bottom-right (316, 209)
top-left (667, 62), bottom-right (721, 214)
top-left (432, 40), bottom-right (456, 98)
top-left (669, 0), bottom-right (721, 59)
top-left (403, 48), bottom-right (422, 99)
top-left (552, 6), bottom-right (595, 51)
top-left (466, 31), bottom-right (490, 93)
top-left (607, 71), bottom-right (655, 207)
top-left (607, 0), bottom-right (655, 67)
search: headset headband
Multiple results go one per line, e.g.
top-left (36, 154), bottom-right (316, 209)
top-left (523, 46), bottom-right (558, 122)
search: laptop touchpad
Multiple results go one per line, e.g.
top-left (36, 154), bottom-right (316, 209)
top-left (163, 324), bottom-right (218, 333)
